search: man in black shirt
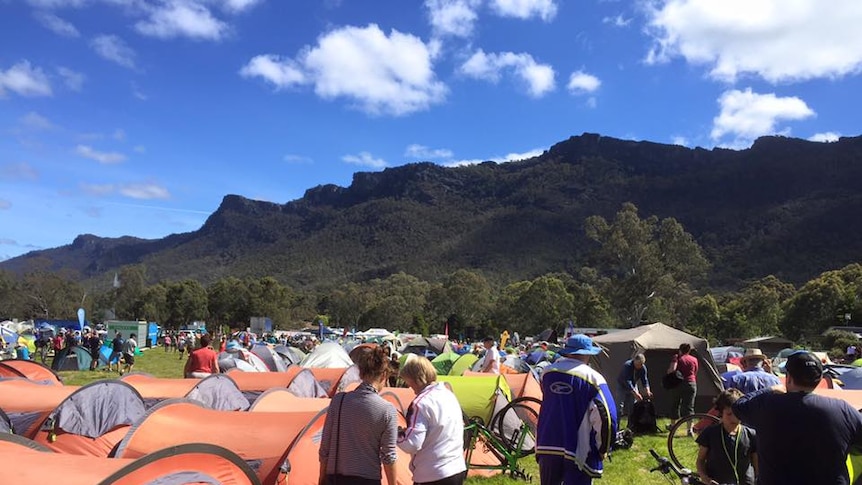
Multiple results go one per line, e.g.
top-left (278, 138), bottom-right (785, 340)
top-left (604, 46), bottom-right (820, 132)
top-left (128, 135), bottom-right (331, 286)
top-left (733, 351), bottom-right (862, 485)
top-left (84, 329), bottom-right (102, 371)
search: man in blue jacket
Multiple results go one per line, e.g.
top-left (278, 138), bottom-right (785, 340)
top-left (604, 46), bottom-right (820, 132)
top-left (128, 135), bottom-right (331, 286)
top-left (616, 353), bottom-right (652, 418)
top-left (537, 334), bottom-right (617, 485)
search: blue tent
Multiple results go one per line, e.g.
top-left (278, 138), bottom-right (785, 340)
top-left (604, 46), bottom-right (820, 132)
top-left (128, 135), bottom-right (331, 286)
top-left (35, 319), bottom-right (85, 333)
top-left (1, 326), bottom-right (17, 345)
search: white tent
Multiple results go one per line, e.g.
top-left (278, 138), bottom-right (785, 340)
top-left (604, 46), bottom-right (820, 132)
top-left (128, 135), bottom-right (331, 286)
top-left (300, 342), bottom-right (353, 368)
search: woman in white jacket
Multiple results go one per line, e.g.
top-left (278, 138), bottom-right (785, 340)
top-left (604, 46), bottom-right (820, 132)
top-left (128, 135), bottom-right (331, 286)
top-left (398, 357), bottom-right (467, 485)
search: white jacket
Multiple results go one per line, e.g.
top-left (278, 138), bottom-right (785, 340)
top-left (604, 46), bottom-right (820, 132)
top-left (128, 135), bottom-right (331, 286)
top-left (397, 382), bottom-right (467, 483)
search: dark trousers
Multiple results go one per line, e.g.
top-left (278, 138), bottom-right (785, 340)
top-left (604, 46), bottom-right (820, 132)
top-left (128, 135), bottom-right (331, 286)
top-left (671, 382), bottom-right (697, 420)
top-left (415, 470), bottom-right (467, 485)
top-left (324, 475), bottom-right (380, 485)
top-left (537, 455), bottom-right (594, 485)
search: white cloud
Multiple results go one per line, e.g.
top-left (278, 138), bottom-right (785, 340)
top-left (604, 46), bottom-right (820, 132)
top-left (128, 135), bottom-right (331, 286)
top-left (57, 67), bottom-right (85, 91)
top-left (671, 136), bottom-right (689, 146)
top-left (241, 24), bottom-right (447, 116)
top-left (120, 183), bottom-right (170, 199)
top-left (283, 154), bottom-right (313, 163)
top-left (26, 0), bottom-right (88, 7)
top-left (91, 35), bottom-right (136, 69)
top-left (567, 70), bottom-right (601, 94)
top-left (34, 12), bottom-right (80, 37)
top-left (20, 112), bottom-right (54, 130)
top-left (113, 129), bottom-right (126, 141)
top-left (460, 49), bottom-right (555, 97)
top-left (1, 162), bottom-right (40, 180)
top-left (81, 181), bottom-right (171, 199)
top-left (0, 200), bottom-right (11, 210)
top-left (221, 0), bottom-right (263, 13)
top-left (133, 145), bottom-right (147, 153)
top-left (489, 0), bottom-right (557, 21)
top-left (131, 82), bottom-right (147, 100)
top-left (342, 151), bottom-right (387, 169)
top-left (239, 55), bottom-right (306, 88)
top-left (75, 145), bottom-right (127, 164)
top-left (405, 144), bottom-right (453, 160)
top-left (645, 0), bottom-right (862, 83)
top-left (135, 1), bottom-right (229, 41)
top-left (711, 88), bottom-right (815, 147)
top-left (602, 14), bottom-right (631, 27)
top-left (0, 61), bottom-right (53, 97)
top-left (425, 0), bottom-right (480, 38)
top-left (809, 132), bottom-right (840, 143)
top-left (444, 148), bottom-right (544, 167)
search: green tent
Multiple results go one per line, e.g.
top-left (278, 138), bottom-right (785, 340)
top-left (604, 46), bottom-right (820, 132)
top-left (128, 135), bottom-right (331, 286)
top-left (449, 353), bottom-right (479, 376)
top-left (438, 374), bottom-right (512, 424)
top-left (431, 351), bottom-right (460, 375)
top-left (852, 358), bottom-right (862, 367)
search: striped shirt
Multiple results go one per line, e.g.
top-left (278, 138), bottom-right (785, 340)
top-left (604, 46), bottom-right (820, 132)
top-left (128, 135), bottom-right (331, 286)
top-left (319, 382), bottom-right (398, 480)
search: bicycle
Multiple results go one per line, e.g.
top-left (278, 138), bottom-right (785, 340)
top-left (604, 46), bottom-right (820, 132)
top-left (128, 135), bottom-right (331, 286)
top-left (463, 396), bottom-right (541, 480)
top-left (666, 412), bottom-right (721, 471)
top-left (649, 448), bottom-right (706, 484)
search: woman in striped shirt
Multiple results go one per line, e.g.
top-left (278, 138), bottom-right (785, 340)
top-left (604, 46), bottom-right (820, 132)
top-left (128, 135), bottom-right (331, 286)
top-left (319, 345), bottom-right (398, 485)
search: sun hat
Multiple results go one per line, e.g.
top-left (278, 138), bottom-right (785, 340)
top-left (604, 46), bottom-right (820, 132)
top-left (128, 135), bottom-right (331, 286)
top-left (558, 334), bottom-right (602, 356)
top-left (740, 348), bottom-right (767, 365)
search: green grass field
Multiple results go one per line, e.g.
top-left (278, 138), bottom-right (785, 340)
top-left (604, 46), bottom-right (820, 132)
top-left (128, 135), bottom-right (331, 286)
top-left (55, 348), bottom-right (690, 485)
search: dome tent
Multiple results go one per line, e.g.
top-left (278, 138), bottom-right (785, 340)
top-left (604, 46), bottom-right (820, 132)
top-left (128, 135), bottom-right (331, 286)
top-left (591, 322), bottom-right (723, 417)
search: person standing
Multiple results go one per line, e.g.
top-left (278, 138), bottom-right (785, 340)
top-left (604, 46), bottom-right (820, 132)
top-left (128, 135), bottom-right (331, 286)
top-left (85, 329), bottom-right (102, 371)
top-left (726, 348), bottom-right (780, 394)
top-left (397, 357), bottom-right (467, 485)
top-left (616, 353), bottom-right (652, 417)
top-left (536, 334), bottom-right (617, 485)
top-left (120, 333), bottom-right (137, 375)
top-left (184, 334), bottom-right (220, 378)
top-left (163, 333), bottom-right (172, 352)
top-left (733, 351), bottom-right (862, 485)
top-left (319, 345), bottom-right (397, 485)
top-left (668, 343), bottom-right (699, 433)
top-left (480, 337), bottom-right (501, 375)
top-left (108, 332), bottom-right (123, 373)
top-left (696, 389), bottom-right (758, 485)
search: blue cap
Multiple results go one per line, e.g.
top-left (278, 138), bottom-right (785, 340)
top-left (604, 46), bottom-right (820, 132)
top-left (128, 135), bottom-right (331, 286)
top-left (559, 334), bottom-right (602, 356)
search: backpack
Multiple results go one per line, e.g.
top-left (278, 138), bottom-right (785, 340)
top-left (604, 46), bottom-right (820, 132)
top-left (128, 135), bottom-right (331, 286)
top-left (627, 399), bottom-right (660, 434)
top-left (661, 370), bottom-right (684, 390)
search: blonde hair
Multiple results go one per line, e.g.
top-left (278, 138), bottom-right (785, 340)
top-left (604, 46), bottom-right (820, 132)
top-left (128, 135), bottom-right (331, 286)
top-left (399, 356), bottom-right (438, 388)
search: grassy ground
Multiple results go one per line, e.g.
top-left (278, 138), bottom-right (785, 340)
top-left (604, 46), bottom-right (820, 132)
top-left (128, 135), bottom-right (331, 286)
top-left (55, 348), bottom-right (689, 485)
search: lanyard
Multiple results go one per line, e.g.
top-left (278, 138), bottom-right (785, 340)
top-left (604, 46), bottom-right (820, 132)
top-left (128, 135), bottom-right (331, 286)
top-left (721, 425), bottom-right (742, 484)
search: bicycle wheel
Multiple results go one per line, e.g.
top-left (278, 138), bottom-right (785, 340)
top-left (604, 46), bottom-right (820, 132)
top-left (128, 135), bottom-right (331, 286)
top-left (490, 396), bottom-right (541, 458)
top-left (667, 412), bottom-right (720, 471)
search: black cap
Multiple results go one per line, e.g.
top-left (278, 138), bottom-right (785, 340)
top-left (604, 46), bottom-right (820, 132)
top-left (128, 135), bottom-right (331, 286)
top-left (785, 351), bottom-right (823, 385)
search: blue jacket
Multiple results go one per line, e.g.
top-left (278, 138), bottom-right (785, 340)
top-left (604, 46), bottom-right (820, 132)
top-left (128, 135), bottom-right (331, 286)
top-left (537, 358), bottom-right (617, 477)
top-left (617, 359), bottom-right (650, 391)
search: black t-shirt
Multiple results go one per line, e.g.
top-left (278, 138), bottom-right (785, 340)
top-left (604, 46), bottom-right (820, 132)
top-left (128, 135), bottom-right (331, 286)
top-left (112, 337), bottom-right (123, 351)
top-left (733, 388), bottom-right (862, 485)
top-left (695, 423), bottom-right (757, 485)
top-left (85, 336), bottom-right (101, 352)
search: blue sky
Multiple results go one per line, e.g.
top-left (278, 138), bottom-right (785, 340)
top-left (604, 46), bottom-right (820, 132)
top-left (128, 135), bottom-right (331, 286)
top-left (2, 0), bottom-right (861, 261)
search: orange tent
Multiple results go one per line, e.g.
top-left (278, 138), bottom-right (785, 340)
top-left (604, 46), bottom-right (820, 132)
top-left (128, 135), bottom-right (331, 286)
top-left (379, 387), bottom-right (416, 415)
top-left (0, 438), bottom-right (261, 485)
top-left (114, 399), bottom-right (319, 484)
top-left (307, 366), bottom-right (360, 397)
top-left (30, 380), bottom-right (147, 456)
top-left (815, 388), bottom-right (862, 410)
top-left (227, 367), bottom-right (329, 399)
top-left (0, 359), bottom-right (62, 384)
top-left (248, 388), bottom-right (330, 413)
top-left (0, 433), bottom-right (52, 453)
top-left (0, 379), bottom-right (76, 437)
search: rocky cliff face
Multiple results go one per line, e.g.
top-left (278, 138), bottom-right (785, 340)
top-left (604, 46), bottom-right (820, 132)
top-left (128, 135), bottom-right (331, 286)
top-left (3, 133), bottom-right (861, 289)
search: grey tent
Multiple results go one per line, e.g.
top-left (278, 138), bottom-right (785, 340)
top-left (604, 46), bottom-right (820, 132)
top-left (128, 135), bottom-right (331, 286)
top-left (401, 337), bottom-right (453, 358)
top-left (274, 345), bottom-right (305, 366)
top-left (186, 374), bottom-right (250, 411)
top-left (251, 345), bottom-right (290, 372)
top-left (591, 322), bottom-right (723, 416)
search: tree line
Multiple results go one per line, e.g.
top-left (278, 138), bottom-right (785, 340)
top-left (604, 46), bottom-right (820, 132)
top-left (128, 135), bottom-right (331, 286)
top-left (1, 203), bottom-right (859, 345)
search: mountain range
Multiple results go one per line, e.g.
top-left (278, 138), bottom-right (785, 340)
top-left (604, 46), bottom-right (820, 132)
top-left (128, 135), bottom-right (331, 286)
top-left (4, 133), bottom-right (862, 291)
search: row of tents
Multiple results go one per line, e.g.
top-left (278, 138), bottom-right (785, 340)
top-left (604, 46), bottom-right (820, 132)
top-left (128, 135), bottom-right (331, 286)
top-left (0, 357), bottom-right (543, 485)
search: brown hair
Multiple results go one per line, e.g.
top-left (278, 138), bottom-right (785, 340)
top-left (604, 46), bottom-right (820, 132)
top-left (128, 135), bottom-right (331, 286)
top-left (400, 356), bottom-right (438, 388)
top-left (679, 343), bottom-right (692, 354)
top-left (354, 345), bottom-right (391, 382)
top-left (713, 388), bottom-right (743, 413)
top-left (200, 334), bottom-right (212, 348)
